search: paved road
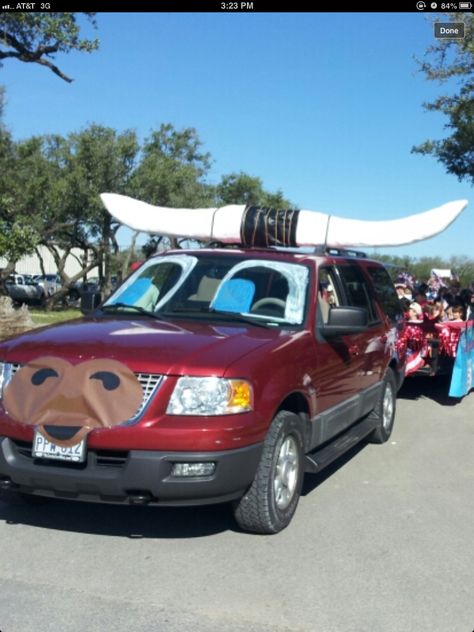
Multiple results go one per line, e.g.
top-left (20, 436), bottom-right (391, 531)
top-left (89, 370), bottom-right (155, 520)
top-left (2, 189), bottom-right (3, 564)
top-left (1, 376), bottom-right (473, 632)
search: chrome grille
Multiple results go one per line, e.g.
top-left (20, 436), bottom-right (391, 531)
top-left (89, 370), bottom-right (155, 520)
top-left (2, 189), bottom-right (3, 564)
top-left (9, 364), bottom-right (163, 422)
top-left (131, 373), bottom-right (163, 420)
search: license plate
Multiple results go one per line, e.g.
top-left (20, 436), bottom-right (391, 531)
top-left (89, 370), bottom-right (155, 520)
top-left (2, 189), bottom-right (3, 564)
top-left (32, 431), bottom-right (86, 463)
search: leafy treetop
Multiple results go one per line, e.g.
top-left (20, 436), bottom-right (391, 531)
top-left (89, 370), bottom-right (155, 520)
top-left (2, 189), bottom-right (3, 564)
top-left (412, 13), bottom-right (474, 184)
top-left (0, 12), bottom-right (99, 82)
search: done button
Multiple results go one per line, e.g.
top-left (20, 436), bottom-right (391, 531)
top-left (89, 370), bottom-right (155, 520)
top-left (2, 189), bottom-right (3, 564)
top-left (434, 22), bottom-right (465, 39)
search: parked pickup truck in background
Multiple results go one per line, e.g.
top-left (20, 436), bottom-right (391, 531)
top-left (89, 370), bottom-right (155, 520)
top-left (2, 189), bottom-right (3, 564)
top-left (6, 275), bottom-right (46, 306)
top-left (33, 274), bottom-right (62, 297)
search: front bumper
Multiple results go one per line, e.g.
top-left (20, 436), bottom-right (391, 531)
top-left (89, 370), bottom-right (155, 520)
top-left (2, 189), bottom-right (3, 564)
top-left (0, 436), bottom-right (263, 506)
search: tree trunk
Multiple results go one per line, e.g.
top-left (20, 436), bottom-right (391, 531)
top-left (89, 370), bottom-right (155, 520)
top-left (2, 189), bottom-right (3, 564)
top-left (0, 260), bottom-right (16, 296)
top-left (121, 231), bottom-right (139, 280)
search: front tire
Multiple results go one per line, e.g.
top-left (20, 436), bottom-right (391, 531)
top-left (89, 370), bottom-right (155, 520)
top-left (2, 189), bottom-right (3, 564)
top-left (233, 410), bottom-right (304, 534)
top-left (368, 369), bottom-right (396, 444)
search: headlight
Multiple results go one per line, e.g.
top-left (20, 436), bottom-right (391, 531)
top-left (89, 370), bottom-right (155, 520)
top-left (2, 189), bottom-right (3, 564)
top-left (0, 362), bottom-right (14, 398)
top-left (167, 377), bottom-right (253, 415)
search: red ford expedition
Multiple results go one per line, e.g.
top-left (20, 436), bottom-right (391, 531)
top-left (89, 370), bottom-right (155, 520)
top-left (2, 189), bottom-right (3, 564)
top-left (0, 247), bottom-right (405, 533)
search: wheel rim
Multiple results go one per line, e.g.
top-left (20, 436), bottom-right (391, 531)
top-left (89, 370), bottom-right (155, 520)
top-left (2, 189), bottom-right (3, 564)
top-left (273, 435), bottom-right (299, 510)
top-left (382, 383), bottom-right (394, 431)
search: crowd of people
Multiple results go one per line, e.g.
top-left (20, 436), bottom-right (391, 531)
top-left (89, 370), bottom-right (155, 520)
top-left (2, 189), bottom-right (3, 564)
top-left (394, 272), bottom-right (474, 376)
top-left (395, 274), bottom-right (474, 323)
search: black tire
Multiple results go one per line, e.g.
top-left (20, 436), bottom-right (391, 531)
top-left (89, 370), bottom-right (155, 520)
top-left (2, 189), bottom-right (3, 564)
top-left (62, 290), bottom-right (79, 308)
top-left (367, 368), bottom-right (397, 444)
top-left (67, 289), bottom-right (80, 305)
top-left (233, 410), bottom-right (304, 534)
top-left (38, 290), bottom-right (47, 307)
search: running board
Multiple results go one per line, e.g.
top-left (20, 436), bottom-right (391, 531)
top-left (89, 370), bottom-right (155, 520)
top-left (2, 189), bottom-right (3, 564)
top-left (304, 416), bottom-right (376, 474)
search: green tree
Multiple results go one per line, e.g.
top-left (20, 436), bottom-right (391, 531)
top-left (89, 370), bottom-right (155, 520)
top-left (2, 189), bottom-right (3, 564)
top-left (131, 124), bottom-right (214, 207)
top-left (0, 124), bottom-right (139, 305)
top-left (0, 13), bottom-right (98, 82)
top-left (448, 255), bottom-right (474, 287)
top-left (0, 85), bottom-right (4, 119)
top-left (374, 252), bottom-right (474, 288)
top-left (0, 220), bottom-right (39, 282)
top-left (415, 257), bottom-right (443, 280)
top-left (1, 118), bottom-right (298, 301)
top-left (44, 124), bottom-right (139, 303)
top-left (131, 124), bottom-right (215, 252)
top-left (216, 172), bottom-right (292, 208)
top-left (412, 13), bottom-right (474, 183)
top-left (0, 93), bottom-right (42, 290)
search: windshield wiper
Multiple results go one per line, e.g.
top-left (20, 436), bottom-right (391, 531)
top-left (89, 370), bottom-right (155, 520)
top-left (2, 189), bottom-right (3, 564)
top-left (100, 303), bottom-right (165, 321)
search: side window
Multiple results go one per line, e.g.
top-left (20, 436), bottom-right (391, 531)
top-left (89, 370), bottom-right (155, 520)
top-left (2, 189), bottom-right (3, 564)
top-left (317, 267), bottom-right (341, 325)
top-left (365, 265), bottom-right (403, 323)
top-left (337, 264), bottom-right (379, 323)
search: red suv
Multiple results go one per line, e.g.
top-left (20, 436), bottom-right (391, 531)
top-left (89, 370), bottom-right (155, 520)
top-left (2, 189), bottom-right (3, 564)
top-left (0, 247), bottom-right (405, 533)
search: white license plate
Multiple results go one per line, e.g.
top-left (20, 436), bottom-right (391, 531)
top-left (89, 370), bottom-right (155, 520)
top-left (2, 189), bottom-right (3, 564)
top-left (32, 431), bottom-right (86, 463)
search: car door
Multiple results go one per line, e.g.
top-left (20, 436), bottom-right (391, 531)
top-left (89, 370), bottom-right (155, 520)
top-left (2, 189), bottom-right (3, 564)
top-left (310, 263), bottom-right (365, 444)
top-left (335, 262), bottom-right (387, 393)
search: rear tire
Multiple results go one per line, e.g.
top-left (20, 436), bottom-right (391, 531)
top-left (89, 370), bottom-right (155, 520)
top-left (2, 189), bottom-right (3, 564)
top-left (233, 410), bottom-right (304, 534)
top-left (368, 369), bottom-right (396, 444)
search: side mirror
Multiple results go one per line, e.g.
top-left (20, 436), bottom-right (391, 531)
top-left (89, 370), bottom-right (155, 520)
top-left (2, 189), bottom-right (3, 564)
top-left (321, 306), bottom-right (368, 337)
top-left (80, 291), bottom-right (102, 314)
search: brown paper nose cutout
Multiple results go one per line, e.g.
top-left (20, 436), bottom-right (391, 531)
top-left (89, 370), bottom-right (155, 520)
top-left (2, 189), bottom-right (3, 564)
top-left (4, 356), bottom-right (143, 447)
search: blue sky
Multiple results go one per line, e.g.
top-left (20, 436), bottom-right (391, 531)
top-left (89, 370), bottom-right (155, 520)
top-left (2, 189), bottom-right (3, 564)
top-left (1, 12), bottom-right (471, 258)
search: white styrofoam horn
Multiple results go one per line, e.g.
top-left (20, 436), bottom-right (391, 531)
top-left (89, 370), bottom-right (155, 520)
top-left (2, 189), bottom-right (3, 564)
top-left (100, 193), bottom-right (468, 248)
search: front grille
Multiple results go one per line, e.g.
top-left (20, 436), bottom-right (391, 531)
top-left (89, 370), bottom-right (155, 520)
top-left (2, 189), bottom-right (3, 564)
top-left (10, 438), bottom-right (129, 470)
top-left (131, 373), bottom-right (163, 419)
top-left (11, 439), bottom-right (88, 470)
top-left (96, 450), bottom-right (128, 468)
top-left (11, 438), bottom-right (33, 459)
top-left (10, 364), bottom-right (163, 422)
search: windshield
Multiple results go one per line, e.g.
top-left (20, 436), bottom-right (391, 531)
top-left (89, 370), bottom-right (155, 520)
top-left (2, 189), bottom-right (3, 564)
top-left (104, 253), bottom-right (309, 326)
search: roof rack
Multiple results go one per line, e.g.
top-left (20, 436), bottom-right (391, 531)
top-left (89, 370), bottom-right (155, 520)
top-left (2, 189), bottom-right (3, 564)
top-left (312, 246), bottom-right (367, 258)
top-left (202, 241), bottom-right (241, 249)
top-left (200, 242), bottom-right (368, 258)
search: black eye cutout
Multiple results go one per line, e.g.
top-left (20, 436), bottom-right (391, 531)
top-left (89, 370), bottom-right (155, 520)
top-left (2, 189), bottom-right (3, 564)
top-left (90, 371), bottom-right (120, 391)
top-left (31, 367), bottom-right (59, 386)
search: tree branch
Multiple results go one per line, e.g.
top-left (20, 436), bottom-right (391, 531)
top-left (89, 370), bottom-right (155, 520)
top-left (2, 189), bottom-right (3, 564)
top-left (34, 57), bottom-right (73, 83)
top-left (0, 31), bottom-right (72, 82)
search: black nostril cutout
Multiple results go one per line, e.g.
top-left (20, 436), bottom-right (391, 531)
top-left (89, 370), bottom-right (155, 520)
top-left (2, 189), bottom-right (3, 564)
top-left (43, 426), bottom-right (82, 441)
top-left (90, 371), bottom-right (120, 391)
top-left (31, 368), bottom-right (59, 386)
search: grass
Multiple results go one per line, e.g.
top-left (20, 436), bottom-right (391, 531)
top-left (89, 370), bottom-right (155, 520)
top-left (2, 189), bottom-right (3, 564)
top-left (29, 308), bottom-right (82, 327)
top-left (0, 302), bottom-right (82, 342)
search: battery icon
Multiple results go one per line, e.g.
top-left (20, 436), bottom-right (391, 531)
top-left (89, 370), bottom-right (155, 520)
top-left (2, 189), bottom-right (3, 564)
top-left (459, 1), bottom-right (472, 7)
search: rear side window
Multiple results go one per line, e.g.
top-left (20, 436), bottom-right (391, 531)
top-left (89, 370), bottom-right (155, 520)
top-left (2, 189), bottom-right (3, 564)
top-left (365, 265), bottom-right (403, 323)
top-left (337, 264), bottom-right (379, 323)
